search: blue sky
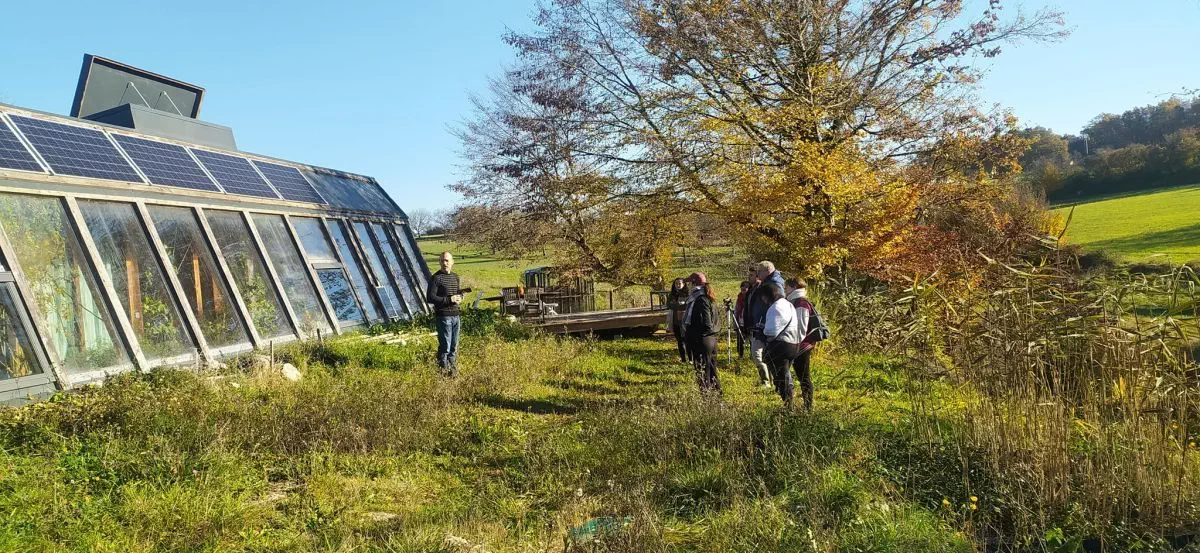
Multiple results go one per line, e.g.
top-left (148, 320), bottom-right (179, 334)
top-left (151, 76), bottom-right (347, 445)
top-left (0, 1), bottom-right (1197, 212)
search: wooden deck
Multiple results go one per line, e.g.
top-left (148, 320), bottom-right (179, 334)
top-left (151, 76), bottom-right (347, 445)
top-left (525, 306), bottom-right (667, 335)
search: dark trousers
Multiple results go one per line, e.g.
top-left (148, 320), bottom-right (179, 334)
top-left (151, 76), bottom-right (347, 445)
top-left (793, 349), bottom-right (813, 411)
top-left (435, 315), bottom-right (461, 375)
top-left (765, 340), bottom-right (800, 408)
top-left (672, 322), bottom-right (689, 362)
top-left (689, 334), bottom-right (720, 394)
top-left (735, 332), bottom-right (745, 358)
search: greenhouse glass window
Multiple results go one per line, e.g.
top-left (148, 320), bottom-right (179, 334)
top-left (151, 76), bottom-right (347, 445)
top-left (371, 223), bottom-right (423, 314)
top-left (394, 224), bottom-right (429, 293)
top-left (352, 221), bottom-right (403, 319)
top-left (147, 205), bottom-right (251, 350)
top-left (77, 200), bottom-right (195, 362)
top-left (204, 211), bottom-right (293, 340)
top-left (291, 217), bottom-right (339, 265)
top-left (249, 214), bottom-right (332, 336)
top-left (0, 283), bottom-right (45, 380)
top-left (0, 194), bottom-right (130, 374)
top-left (317, 269), bottom-right (365, 323)
top-left (325, 220), bottom-right (383, 323)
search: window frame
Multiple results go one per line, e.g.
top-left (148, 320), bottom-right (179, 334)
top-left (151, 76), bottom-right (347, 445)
top-left (249, 212), bottom-right (340, 338)
top-left (278, 214), bottom-right (360, 331)
top-left (143, 203), bottom-right (258, 355)
top-left (73, 198), bottom-right (205, 368)
top-left (0, 275), bottom-right (58, 399)
top-left (390, 223), bottom-right (430, 310)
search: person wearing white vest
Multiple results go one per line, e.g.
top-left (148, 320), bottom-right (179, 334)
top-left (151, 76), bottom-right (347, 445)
top-left (761, 285), bottom-right (806, 410)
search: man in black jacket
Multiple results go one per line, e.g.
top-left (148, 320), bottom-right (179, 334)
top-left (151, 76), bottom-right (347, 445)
top-left (427, 251), bottom-right (463, 376)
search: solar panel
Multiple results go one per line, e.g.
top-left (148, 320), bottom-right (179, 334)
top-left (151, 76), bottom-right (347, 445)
top-left (8, 115), bottom-right (143, 182)
top-left (252, 160), bottom-right (325, 204)
top-left (190, 149), bottom-right (280, 199)
top-left (0, 117), bottom-right (43, 173)
top-left (111, 134), bottom-right (221, 192)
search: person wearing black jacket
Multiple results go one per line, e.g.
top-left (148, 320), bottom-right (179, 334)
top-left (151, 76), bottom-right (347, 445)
top-left (683, 272), bottom-right (720, 394)
top-left (427, 251), bottom-right (463, 376)
top-left (668, 278), bottom-right (690, 363)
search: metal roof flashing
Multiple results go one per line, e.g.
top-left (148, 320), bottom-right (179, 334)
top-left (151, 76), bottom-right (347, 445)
top-left (85, 103), bottom-right (237, 150)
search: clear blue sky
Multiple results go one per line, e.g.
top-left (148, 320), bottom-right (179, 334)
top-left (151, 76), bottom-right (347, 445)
top-left (0, 1), bottom-right (1197, 212)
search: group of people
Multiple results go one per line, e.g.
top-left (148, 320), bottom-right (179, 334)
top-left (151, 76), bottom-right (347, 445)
top-left (669, 261), bottom-right (826, 412)
top-left (429, 250), bottom-right (825, 412)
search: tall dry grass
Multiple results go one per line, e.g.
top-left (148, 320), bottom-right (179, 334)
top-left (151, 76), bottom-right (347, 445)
top-left (824, 243), bottom-right (1200, 547)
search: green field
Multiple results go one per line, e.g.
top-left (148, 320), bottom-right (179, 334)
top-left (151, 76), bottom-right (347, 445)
top-left (417, 236), bottom-right (746, 308)
top-left (417, 236), bottom-right (553, 298)
top-left (1055, 184), bottom-right (1200, 263)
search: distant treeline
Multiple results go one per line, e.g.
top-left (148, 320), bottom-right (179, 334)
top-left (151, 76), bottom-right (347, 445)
top-left (1021, 96), bottom-right (1200, 203)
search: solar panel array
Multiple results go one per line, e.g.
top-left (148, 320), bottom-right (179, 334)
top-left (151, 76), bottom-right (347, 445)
top-left (253, 160), bottom-right (325, 204)
top-left (0, 111), bottom-right (403, 217)
top-left (110, 134), bottom-right (221, 192)
top-left (191, 149), bottom-right (280, 199)
top-left (8, 115), bottom-right (143, 182)
top-left (0, 118), bottom-right (43, 173)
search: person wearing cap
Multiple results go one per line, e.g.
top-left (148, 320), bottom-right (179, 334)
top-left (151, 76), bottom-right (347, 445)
top-left (683, 272), bottom-right (720, 394)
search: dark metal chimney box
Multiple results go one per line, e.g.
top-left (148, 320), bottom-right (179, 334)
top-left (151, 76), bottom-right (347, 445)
top-left (71, 54), bottom-right (235, 150)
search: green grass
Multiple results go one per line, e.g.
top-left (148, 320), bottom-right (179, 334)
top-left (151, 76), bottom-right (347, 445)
top-left (0, 321), bottom-right (1190, 551)
top-left (1055, 184), bottom-right (1200, 263)
top-left (0, 328), bottom-right (987, 552)
top-left (3, 234), bottom-right (1187, 550)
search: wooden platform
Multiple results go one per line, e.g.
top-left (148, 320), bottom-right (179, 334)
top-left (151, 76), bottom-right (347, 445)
top-left (525, 306), bottom-right (667, 335)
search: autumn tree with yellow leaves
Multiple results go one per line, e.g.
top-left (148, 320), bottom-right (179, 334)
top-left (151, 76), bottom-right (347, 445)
top-left (455, 0), bottom-right (1066, 284)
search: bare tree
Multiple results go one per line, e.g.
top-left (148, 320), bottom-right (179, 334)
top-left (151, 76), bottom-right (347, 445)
top-left (407, 208), bottom-right (436, 237)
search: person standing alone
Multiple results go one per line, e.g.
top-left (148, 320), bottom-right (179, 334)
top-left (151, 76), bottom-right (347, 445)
top-left (428, 251), bottom-right (463, 376)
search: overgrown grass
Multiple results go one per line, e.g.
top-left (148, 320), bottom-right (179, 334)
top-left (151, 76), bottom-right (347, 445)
top-left (0, 315), bottom-right (1194, 551)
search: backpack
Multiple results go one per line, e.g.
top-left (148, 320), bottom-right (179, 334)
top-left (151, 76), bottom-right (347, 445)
top-left (794, 298), bottom-right (830, 343)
